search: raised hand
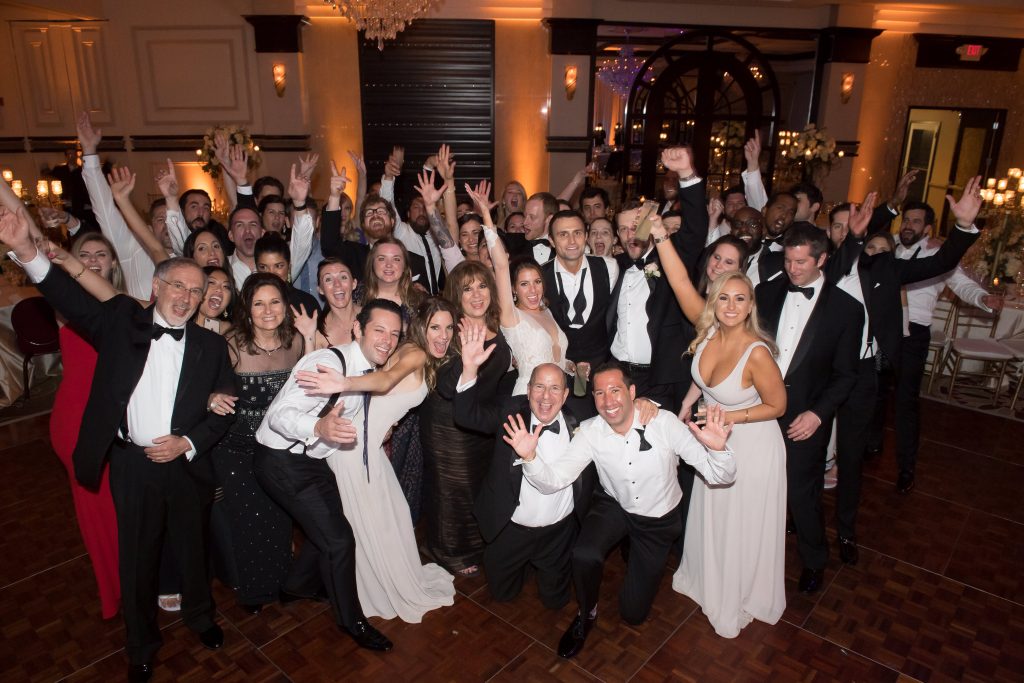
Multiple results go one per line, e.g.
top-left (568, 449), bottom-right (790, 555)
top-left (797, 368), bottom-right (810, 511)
top-left (43, 239), bottom-right (72, 266)
top-left (464, 180), bottom-right (498, 215)
top-left (414, 168), bottom-right (444, 208)
top-left (0, 206), bottom-right (37, 259)
top-left (38, 206), bottom-right (71, 227)
top-left (224, 144), bottom-right (249, 185)
top-left (436, 144), bottom-right (456, 181)
top-left (391, 145), bottom-right (405, 168)
top-left (459, 317), bottom-right (496, 375)
top-left (743, 130), bottom-right (762, 172)
top-left (155, 159), bottom-right (179, 201)
top-left (347, 150), bottom-right (367, 176)
top-left (212, 129), bottom-right (231, 167)
top-left (947, 175), bottom-right (984, 228)
top-left (892, 168), bottom-right (919, 210)
top-left (328, 160), bottom-right (350, 198)
top-left (76, 111), bottom-right (102, 156)
top-left (314, 401), bottom-right (357, 443)
top-left (106, 166), bottom-right (136, 201)
top-left (288, 163), bottom-right (310, 206)
top-left (384, 146), bottom-right (404, 179)
top-left (847, 191), bottom-right (879, 239)
top-left (291, 303), bottom-right (318, 340)
top-left (707, 196), bottom-right (724, 227)
top-left (501, 413), bottom-right (542, 461)
top-left (688, 403), bottom-right (732, 451)
top-left (298, 152), bottom-right (319, 181)
top-left (661, 146), bottom-right (694, 176)
top-left (297, 363), bottom-right (350, 395)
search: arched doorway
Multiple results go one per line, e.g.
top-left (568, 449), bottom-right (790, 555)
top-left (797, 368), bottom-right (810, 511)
top-left (621, 30), bottom-right (781, 200)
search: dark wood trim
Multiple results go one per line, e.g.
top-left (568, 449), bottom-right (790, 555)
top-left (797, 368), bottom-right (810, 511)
top-left (0, 137), bottom-right (27, 153)
top-left (28, 137), bottom-right (125, 153)
top-left (545, 18), bottom-right (601, 55)
top-left (818, 27), bottom-right (883, 64)
top-left (547, 136), bottom-right (592, 153)
top-left (243, 15), bottom-right (309, 53)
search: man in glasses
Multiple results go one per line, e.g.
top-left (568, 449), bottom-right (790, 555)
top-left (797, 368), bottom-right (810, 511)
top-left (1, 205), bottom-right (235, 683)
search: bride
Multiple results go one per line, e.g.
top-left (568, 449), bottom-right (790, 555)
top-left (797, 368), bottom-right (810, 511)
top-left (295, 298), bottom-right (458, 623)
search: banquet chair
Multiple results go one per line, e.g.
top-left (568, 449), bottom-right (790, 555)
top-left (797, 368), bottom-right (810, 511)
top-left (925, 292), bottom-right (956, 394)
top-left (11, 296), bottom-right (60, 404)
top-left (935, 299), bottom-right (1014, 404)
top-left (1000, 337), bottom-right (1024, 412)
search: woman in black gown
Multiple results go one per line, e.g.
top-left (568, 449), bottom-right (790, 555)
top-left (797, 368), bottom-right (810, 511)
top-left (421, 260), bottom-right (512, 576)
top-left (208, 273), bottom-right (304, 613)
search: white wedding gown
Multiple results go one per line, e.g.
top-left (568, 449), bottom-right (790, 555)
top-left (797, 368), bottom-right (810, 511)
top-left (673, 338), bottom-right (787, 638)
top-left (501, 307), bottom-right (569, 395)
top-left (327, 379), bottom-right (455, 622)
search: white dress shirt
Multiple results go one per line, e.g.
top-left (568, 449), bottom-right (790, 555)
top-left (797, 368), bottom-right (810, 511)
top-left (896, 235), bottom-right (990, 327)
top-left (228, 253), bottom-right (254, 290)
top-left (836, 267), bottom-right (873, 360)
top-left (741, 168), bottom-right (768, 211)
top-left (256, 341), bottom-right (372, 459)
top-left (775, 273), bottom-right (825, 377)
top-left (552, 257), bottom-right (618, 329)
top-left (610, 247), bottom-right (653, 364)
top-left (522, 409), bottom-right (735, 518)
top-left (512, 412), bottom-right (574, 527)
top-left (11, 249), bottom-right (196, 458)
top-left (379, 176), bottom-right (443, 287)
top-left (81, 154), bottom-right (155, 299)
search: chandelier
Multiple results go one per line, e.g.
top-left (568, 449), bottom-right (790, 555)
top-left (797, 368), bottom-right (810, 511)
top-left (597, 45), bottom-right (647, 97)
top-left (324, 0), bottom-right (441, 50)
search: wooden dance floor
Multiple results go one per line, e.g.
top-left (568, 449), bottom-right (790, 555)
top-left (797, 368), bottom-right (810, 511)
top-left (1, 400), bottom-right (1021, 682)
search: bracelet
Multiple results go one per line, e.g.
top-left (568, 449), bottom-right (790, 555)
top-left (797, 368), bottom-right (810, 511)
top-left (743, 408), bottom-right (750, 424)
top-left (72, 266), bottom-right (86, 280)
top-left (678, 172), bottom-right (698, 182)
top-left (653, 235), bottom-right (669, 244)
top-left (292, 201), bottom-right (308, 211)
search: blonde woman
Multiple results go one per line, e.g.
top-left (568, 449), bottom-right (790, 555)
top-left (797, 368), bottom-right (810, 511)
top-left (671, 271), bottom-right (787, 639)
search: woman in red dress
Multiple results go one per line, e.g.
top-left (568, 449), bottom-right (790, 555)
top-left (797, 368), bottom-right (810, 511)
top-left (48, 233), bottom-right (128, 619)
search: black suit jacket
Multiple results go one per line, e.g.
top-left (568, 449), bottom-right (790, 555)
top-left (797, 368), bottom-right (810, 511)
top-left (836, 226), bottom-right (979, 364)
top-left (455, 389), bottom-right (594, 543)
top-left (320, 208), bottom-right (429, 288)
top-left (36, 266), bottom-right (236, 489)
top-left (756, 279), bottom-right (863, 426)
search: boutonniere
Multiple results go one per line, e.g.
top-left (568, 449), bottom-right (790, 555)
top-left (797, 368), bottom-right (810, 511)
top-left (643, 263), bottom-right (661, 280)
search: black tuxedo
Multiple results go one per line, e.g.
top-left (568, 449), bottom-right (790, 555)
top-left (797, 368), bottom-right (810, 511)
top-left (455, 389), bottom-right (594, 607)
top-left (320, 208), bottom-right (429, 287)
top-left (756, 278), bottom-right (863, 569)
top-left (542, 255), bottom-right (613, 368)
top-left (36, 264), bottom-right (235, 665)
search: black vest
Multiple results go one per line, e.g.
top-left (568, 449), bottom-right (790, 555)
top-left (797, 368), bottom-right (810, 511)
top-left (543, 255), bottom-right (612, 367)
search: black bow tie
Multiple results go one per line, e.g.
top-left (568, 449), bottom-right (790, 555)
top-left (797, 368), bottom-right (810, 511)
top-left (632, 258), bottom-right (646, 270)
top-left (152, 324), bottom-right (184, 341)
top-left (786, 283), bottom-right (814, 300)
top-left (536, 421), bottom-right (560, 437)
top-left (635, 428), bottom-right (652, 452)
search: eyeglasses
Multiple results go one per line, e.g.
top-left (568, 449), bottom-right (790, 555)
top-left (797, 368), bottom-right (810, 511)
top-left (363, 207), bottom-right (390, 218)
top-left (159, 277), bottom-right (205, 299)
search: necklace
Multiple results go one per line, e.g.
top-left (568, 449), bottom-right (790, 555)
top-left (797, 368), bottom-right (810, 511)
top-left (253, 341), bottom-right (282, 355)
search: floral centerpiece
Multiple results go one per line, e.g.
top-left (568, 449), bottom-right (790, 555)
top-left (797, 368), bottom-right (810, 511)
top-left (964, 210), bottom-right (1024, 283)
top-left (198, 125), bottom-right (262, 180)
top-left (776, 123), bottom-right (842, 184)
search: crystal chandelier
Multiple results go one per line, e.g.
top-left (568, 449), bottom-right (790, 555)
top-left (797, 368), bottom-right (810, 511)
top-left (324, 0), bottom-right (441, 50)
top-left (597, 45), bottom-right (647, 98)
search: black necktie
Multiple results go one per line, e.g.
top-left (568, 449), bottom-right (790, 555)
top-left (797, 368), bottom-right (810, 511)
top-left (635, 428), bottom-right (652, 452)
top-left (361, 369), bottom-right (373, 481)
top-left (152, 324), bottom-right (184, 341)
top-left (420, 234), bottom-right (437, 294)
top-left (537, 421), bottom-right (560, 437)
top-left (786, 283), bottom-right (814, 300)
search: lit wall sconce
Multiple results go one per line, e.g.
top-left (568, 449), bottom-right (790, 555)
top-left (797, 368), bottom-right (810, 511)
top-left (11, 180), bottom-right (22, 197)
top-left (50, 180), bottom-right (63, 197)
top-left (272, 63), bottom-right (287, 98)
top-left (2, 169), bottom-right (12, 183)
top-left (840, 72), bottom-right (855, 104)
top-left (36, 180), bottom-right (48, 197)
top-left (564, 64), bottom-right (578, 101)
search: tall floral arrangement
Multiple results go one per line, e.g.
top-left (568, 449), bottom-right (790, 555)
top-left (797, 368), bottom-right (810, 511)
top-left (777, 123), bottom-right (842, 184)
top-left (964, 210), bottom-right (1024, 282)
top-left (198, 125), bottom-right (262, 180)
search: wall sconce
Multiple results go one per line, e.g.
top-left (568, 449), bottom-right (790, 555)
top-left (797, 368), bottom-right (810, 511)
top-left (272, 63), bottom-right (287, 98)
top-left (840, 72), bottom-right (855, 104)
top-left (36, 180), bottom-right (48, 198)
top-left (50, 180), bottom-right (63, 197)
top-left (11, 180), bottom-right (22, 197)
top-left (2, 169), bottom-right (12, 183)
top-left (564, 64), bottom-right (578, 101)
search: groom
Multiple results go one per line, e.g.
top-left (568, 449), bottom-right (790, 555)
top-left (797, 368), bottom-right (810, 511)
top-left (254, 298), bottom-right (403, 652)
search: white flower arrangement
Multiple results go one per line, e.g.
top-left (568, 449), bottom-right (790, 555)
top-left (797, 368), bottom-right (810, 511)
top-left (199, 125), bottom-right (262, 180)
top-left (643, 263), bottom-right (662, 279)
top-left (777, 123), bottom-right (842, 183)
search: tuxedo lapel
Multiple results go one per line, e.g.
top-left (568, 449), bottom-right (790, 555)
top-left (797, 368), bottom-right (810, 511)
top-left (173, 323), bottom-right (204, 416)
top-left (761, 281), bottom-right (787, 337)
top-left (786, 286), bottom-right (830, 378)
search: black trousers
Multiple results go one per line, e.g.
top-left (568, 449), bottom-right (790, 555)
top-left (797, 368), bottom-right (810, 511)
top-left (572, 492), bottom-right (681, 625)
top-left (108, 442), bottom-right (215, 665)
top-left (783, 422), bottom-right (829, 570)
top-left (835, 357), bottom-right (878, 539)
top-left (253, 444), bottom-right (362, 629)
top-left (483, 515), bottom-right (576, 609)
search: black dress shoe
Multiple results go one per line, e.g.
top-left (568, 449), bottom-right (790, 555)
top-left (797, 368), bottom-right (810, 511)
top-left (241, 603), bottom-right (264, 615)
top-left (896, 470), bottom-right (915, 495)
top-left (837, 536), bottom-right (859, 565)
top-left (557, 612), bottom-right (596, 659)
top-left (198, 624), bottom-right (224, 650)
top-left (798, 567), bottom-right (824, 594)
top-left (343, 620), bottom-right (393, 652)
top-left (128, 663), bottom-right (153, 683)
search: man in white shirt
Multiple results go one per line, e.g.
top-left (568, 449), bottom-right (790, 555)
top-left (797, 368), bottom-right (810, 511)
top-left (254, 299), bottom-right (401, 652)
top-left (512, 362), bottom-right (736, 659)
top-left (523, 191), bottom-right (559, 263)
top-left (880, 200), bottom-right (1002, 494)
top-left (380, 154), bottom-right (444, 294)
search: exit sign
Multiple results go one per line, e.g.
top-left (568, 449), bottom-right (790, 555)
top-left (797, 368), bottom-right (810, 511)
top-left (956, 43), bottom-right (988, 61)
